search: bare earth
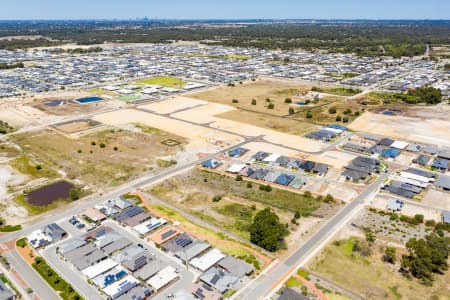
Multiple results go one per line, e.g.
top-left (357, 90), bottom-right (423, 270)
top-left (349, 111), bottom-right (450, 148)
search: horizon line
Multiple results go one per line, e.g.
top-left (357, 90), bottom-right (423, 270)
top-left (0, 18), bottom-right (449, 22)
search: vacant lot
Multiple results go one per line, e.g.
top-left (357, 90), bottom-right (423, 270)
top-left (309, 237), bottom-right (450, 300)
top-left (53, 119), bottom-right (101, 134)
top-left (135, 76), bottom-right (186, 88)
top-left (189, 79), bottom-right (311, 117)
top-left (150, 168), bottom-right (323, 221)
top-left (217, 109), bottom-right (319, 135)
top-left (30, 96), bottom-right (115, 116)
top-left (349, 111), bottom-right (450, 148)
top-left (290, 96), bottom-right (363, 125)
top-left (8, 128), bottom-right (185, 188)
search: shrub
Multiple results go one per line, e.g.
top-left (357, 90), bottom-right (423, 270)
top-left (335, 115), bottom-right (342, 121)
top-left (342, 117), bottom-right (349, 123)
top-left (99, 143), bottom-right (106, 148)
top-left (306, 111), bottom-right (313, 118)
top-left (251, 99), bottom-right (257, 105)
top-left (246, 182), bottom-right (253, 188)
top-left (285, 98), bottom-right (292, 103)
top-left (91, 141), bottom-right (96, 146)
top-left (232, 99), bottom-right (239, 103)
top-left (212, 195), bottom-right (222, 202)
top-left (268, 103), bottom-right (275, 109)
top-left (235, 175), bottom-right (243, 181)
top-left (289, 107), bottom-right (295, 114)
top-left (328, 107), bottom-right (337, 114)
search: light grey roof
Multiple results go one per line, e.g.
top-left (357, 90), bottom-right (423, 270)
top-left (217, 255), bottom-right (254, 278)
top-left (443, 211), bottom-right (450, 224)
top-left (263, 171), bottom-right (282, 182)
top-left (102, 237), bottom-right (132, 256)
top-left (115, 286), bottom-right (152, 300)
top-left (435, 175), bottom-right (450, 190)
top-left (0, 280), bottom-right (15, 300)
top-left (95, 231), bottom-right (123, 249)
top-left (175, 240), bottom-right (211, 262)
top-left (112, 245), bottom-right (146, 263)
top-left (132, 257), bottom-right (163, 280)
top-left (58, 237), bottom-right (87, 255)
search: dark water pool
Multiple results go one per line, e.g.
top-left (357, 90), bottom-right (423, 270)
top-left (26, 181), bottom-right (73, 206)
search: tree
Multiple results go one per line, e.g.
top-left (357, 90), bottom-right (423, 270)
top-left (335, 115), bottom-right (342, 121)
top-left (251, 99), bottom-right (257, 105)
top-left (285, 98), bottom-right (292, 103)
top-left (289, 107), bottom-right (295, 114)
top-left (401, 234), bottom-right (450, 285)
top-left (384, 246), bottom-right (397, 263)
top-left (249, 208), bottom-right (288, 252)
top-left (70, 187), bottom-right (82, 200)
top-left (232, 99), bottom-right (239, 103)
top-left (268, 103), bottom-right (275, 109)
top-left (99, 143), bottom-right (106, 148)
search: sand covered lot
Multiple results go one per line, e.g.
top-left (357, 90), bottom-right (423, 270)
top-left (349, 112), bottom-right (450, 148)
top-left (370, 196), bottom-right (442, 221)
top-left (422, 189), bottom-right (450, 211)
top-left (139, 97), bottom-right (208, 114)
top-left (309, 150), bottom-right (356, 169)
top-left (93, 108), bottom-right (243, 149)
top-left (169, 99), bottom-right (327, 153)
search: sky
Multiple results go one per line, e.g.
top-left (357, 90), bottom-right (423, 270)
top-left (0, 0), bottom-right (448, 20)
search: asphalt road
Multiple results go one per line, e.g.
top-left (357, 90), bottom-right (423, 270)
top-left (4, 250), bottom-right (60, 300)
top-left (234, 171), bottom-right (391, 300)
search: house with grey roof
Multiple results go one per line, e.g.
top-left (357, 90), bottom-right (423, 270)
top-left (443, 211), bottom-right (450, 224)
top-left (0, 280), bottom-right (15, 300)
top-left (217, 255), bottom-right (254, 278)
top-left (44, 223), bottom-right (67, 242)
top-left (174, 240), bottom-right (211, 263)
top-left (435, 175), bottom-right (450, 191)
top-left (200, 267), bottom-right (239, 294)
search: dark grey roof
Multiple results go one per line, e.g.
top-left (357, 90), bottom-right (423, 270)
top-left (161, 233), bottom-right (194, 253)
top-left (413, 155), bottom-right (432, 166)
top-left (217, 255), bottom-right (254, 278)
top-left (44, 223), bottom-right (67, 241)
top-left (279, 287), bottom-right (310, 300)
top-left (115, 286), bottom-right (152, 300)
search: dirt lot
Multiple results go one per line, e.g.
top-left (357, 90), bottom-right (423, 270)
top-left (218, 109), bottom-right (319, 136)
top-left (7, 128), bottom-right (186, 188)
top-left (349, 111), bottom-right (450, 148)
top-left (308, 234), bottom-right (450, 300)
top-left (29, 94), bottom-right (118, 116)
top-left (422, 189), bottom-right (450, 211)
top-left (53, 119), bottom-right (101, 134)
top-left (188, 79), bottom-right (312, 117)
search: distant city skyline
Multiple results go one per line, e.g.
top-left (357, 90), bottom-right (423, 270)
top-left (0, 0), bottom-right (448, 20)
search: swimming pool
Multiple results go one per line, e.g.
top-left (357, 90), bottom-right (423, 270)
top-left (75, 96), bottom-right (104, 104)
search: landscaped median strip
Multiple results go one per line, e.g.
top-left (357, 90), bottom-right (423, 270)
top-left (32, 256), bottom-right (83, 300)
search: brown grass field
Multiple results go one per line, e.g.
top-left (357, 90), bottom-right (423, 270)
top-left (309, 237), bottom-right (450, 300)
top-left (8, 128), bottom-right (186, 188)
